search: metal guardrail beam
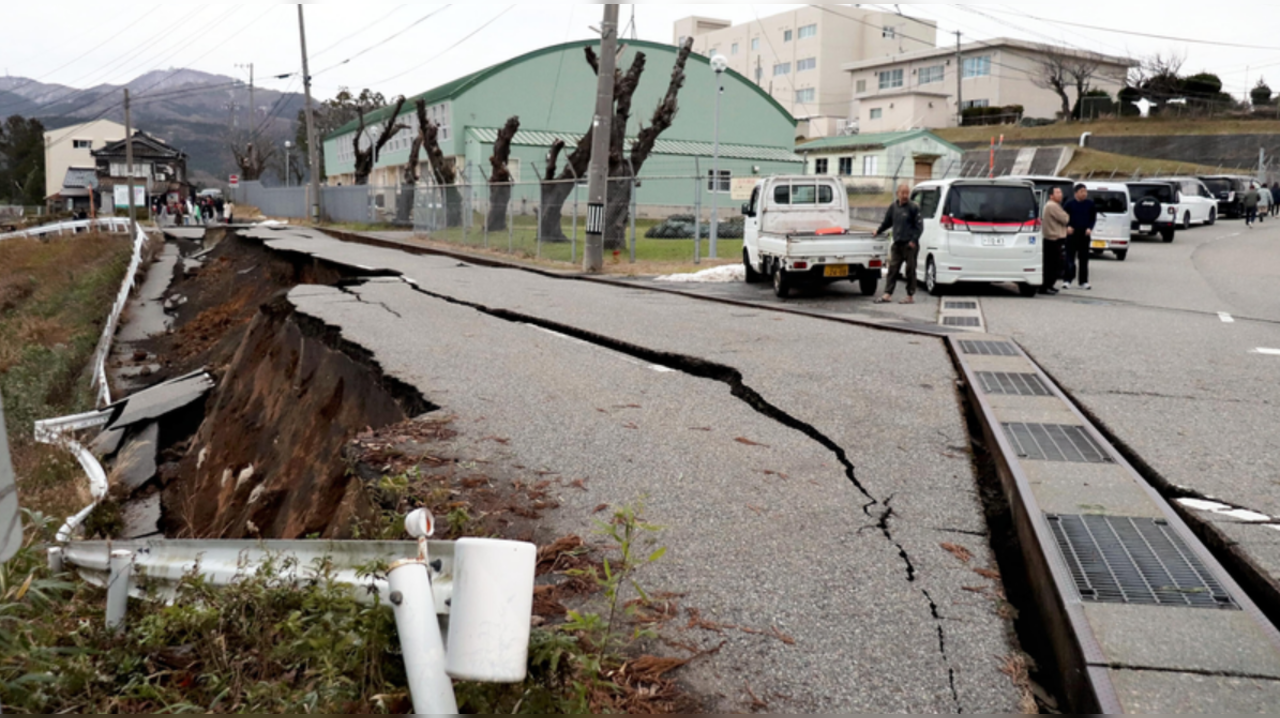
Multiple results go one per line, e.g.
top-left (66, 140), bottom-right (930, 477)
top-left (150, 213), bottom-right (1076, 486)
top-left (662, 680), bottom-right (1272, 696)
top-left (0, 395), bottom-right (21, 564)
top-left (0, 217), bottom-right (131, 241)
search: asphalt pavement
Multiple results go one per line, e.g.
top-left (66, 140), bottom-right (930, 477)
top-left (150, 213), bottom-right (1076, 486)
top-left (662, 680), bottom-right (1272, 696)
top-left (260, 229), bottom-right (1025, 713)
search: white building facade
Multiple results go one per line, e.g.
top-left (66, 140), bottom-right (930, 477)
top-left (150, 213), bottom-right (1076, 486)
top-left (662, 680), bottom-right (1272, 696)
top-left (674, 7), bottom-right (937, 139)
top-left (43, 119), bottom-right (127, 204)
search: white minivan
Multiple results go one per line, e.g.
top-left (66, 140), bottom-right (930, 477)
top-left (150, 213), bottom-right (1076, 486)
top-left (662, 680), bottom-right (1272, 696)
top-left (911, 179), bottom-right (1043, 297)
top-left (1149, 176), bottom-right (1217, 228)
top-left (1081, 182), bottom-right (1132, 261)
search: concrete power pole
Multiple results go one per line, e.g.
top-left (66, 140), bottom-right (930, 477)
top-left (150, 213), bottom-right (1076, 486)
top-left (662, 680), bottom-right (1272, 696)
top-left (298, 6), bottom-right (322, 224)
top-left (955, 31), bottom-right (963, 129)
top-left (584, 4), bottom-right (619, 273)
top-left (124, 89), bottom-right (137, 238)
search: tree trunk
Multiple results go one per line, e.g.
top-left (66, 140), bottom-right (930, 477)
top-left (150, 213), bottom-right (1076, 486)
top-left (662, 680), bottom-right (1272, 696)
top-left (487, 116), bottom-right (520, 232)
top-left (396, 134), bottom-right (424, 226)
top-left (603, 172), bottom-right (632, 251)
top-left (416, 98), bottom-right (462, 228)
top-left (539, 181), bottom-right (575, 242)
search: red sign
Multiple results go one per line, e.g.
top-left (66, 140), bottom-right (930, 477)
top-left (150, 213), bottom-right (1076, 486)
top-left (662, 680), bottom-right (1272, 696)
top-left (229, 175), bottom-right (240, 186)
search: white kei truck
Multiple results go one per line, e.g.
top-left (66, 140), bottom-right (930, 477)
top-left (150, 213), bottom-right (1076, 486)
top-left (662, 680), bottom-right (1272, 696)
top-left (741, 175), bottom-right (889, 299)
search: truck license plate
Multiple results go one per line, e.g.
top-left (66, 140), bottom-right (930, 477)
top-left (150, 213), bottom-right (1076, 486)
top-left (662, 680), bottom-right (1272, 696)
top-left (1140, 224), bottom-right (1152, 232)
top-left (824, 265), bottom-right (850, 278)
top-left (981, 236), bottom-right (1005, 247)
top-left (1091, 240), bottom-right (1107, 249)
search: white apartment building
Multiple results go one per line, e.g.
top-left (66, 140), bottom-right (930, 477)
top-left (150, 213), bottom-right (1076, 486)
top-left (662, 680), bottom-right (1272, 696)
top-left (43, 119), bottom-right (127, 203)
top-left (843, 39), bottom-right (1134, 134)
top-left (674, 7), bottom-right (937, 139)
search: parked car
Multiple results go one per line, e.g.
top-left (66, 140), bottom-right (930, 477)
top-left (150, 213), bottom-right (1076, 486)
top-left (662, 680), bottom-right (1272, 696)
top-left (1081, 182), bottom-right (1132, 261)
top-left (1148, 177), bottom-right (1217, 228)
top-left (1199, 175), bottom-right (1253, 219)
top-left (910, 178), bottom-right (1043, 297)
top-left (742, 175), bottom-right (888, 298)
top-left (1126, 181), bottom-right (1180, 243)
top-left (1006, 175), bottom-right (1075, 214)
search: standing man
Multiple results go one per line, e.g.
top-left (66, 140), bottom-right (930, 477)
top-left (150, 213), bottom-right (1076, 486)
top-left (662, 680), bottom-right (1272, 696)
top-left (1041, 186), bottom-right (1070, 295)
top-left (1243, 183), bottom-right (1261, 228)
top-left (1270, 181), bottom-right (1280, 218)
top-left (1062, 183), bottom-right (1098, 291)
top-left (873, 183), bottom-right (923, 305)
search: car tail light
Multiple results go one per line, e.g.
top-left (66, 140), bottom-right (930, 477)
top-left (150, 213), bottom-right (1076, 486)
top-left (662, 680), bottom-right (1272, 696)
top-left (1168, 207), bottom-right (1177, 216)
top-left (941, 215), bottom-right (963, 231)
top-left (869, 259), bottom-right (883, 269)
top-left (948, 266), bottom-right (963, 272)
top-left (1022, 219), bottom-right (1042, 233)
top-left (794, 262), bottom-right (808, 270)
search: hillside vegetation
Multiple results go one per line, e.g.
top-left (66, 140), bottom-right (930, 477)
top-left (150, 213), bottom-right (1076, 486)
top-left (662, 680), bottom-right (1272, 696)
top-left (936, 118), bottom-right (1280, 145)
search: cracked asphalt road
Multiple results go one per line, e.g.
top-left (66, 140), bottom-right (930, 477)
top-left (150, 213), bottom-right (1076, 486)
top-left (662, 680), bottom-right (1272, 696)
top-left (255, 229), bottom-right (1024, 713)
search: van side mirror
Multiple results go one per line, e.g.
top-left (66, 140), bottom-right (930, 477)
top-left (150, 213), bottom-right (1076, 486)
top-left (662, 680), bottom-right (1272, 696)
top-left (741, 203), bottom-right (754, 217)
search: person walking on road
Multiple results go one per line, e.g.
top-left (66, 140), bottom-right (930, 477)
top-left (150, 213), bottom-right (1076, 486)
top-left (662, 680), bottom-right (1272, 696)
top-left (873, 183), bottom-right (924, 305)
top-left (1270, 182), bottom-right (1280, 218)
top-left (1062, 184), bottom-right (1098, 290)
top-left (1041, 186), bottom-right (1070, 295)
top-left (1243, 184), bottom-right (1261, 228)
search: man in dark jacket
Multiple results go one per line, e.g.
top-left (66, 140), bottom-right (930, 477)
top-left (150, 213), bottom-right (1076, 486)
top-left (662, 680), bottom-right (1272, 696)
top-left (1062, 184), bottom-right (1098, 290)
top-left (873, 183), bottom-right (924, 304)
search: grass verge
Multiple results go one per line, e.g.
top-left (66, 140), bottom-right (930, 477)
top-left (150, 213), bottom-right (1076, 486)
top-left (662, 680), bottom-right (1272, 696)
top-left (0, 233), bottom-right (133, 519)
top-left (935, 117), bottom-right (1280, 145)
top-left (1063, 148), bottom-right (1230, 178)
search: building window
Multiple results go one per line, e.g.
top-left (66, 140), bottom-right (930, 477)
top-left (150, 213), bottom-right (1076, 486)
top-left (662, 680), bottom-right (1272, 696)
top-left (919, 65), bottom-right (945, 85)
top-left (732, 42), bottom-right (739, 55)
top-left (796, 88), bottom-right (815, 103)
top-left (799, 24), bottom-right (817, 39)
top-left (863, 156), bottom-right (880, 176)
top-left (883, 26), bottom-right (898, 39)
top-left (707, 169), bottom-right (731, 193)
top-left (839, 157), bottom-right (854, 176)
top-left (507, 157), bottom-right (521, 183)
top-left (783, 29), bottom-right (793, 42)
top-left (815, 158), bottom-right (829, 174)
top-left (856, 79), bottom-right (867, 94)
top-left (774, 63), bottom-right (791, 76)
top-left (961, 99), bottom-right (990, 110)
top-left (963, 55), bottom-right (992, 78)
top-left (797, 57), bottom-right (817, 72)
top-left (73, 139), bottom-right (92, 149)
top-left (879, 68), bottom-right (904, 90)
top-left (870, 108), bottom-right (884, 120)
top-left (109, 162), bottom-right (150, 179)
top-left (752, 37), bottom-right (760, 51)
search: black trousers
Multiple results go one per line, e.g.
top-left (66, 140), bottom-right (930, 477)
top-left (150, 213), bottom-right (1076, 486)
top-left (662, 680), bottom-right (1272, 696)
top-left (1042, 238), bottom-right (1065, 289)
top-left (884, 242), bottom-right (919, 296)
top-left (1065, 231), bottom-right (1091, 286)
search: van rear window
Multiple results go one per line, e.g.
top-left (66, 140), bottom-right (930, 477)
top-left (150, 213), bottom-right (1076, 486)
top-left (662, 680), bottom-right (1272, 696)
top-left (1202, 178), bottom-right (1235, 195)
top-left (1091, 191), bottom-right (1128, 214)
top-left (945, 185), bottom-right (1038, 224)
top-left (1129, 184), bottom-right (1174, 203)
top-left (774, 184), bottom-right (835, 205)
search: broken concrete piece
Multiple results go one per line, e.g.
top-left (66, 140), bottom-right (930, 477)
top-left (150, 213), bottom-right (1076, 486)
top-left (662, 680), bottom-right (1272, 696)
top-left (106, 370), bottom-right (214, 431)
top-left (89, 427), bottom-right (126, 458)
top-left (121, 494), bottom-right (162, 539)
top-left (109, 423), bottom-right (159, 493)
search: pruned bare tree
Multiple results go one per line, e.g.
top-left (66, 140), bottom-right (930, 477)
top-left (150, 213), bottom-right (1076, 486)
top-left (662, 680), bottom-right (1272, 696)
top-left (1032, 46), bottom-right (1075, 120)
top-left (538, 38), bottom-right (695, 248)
top-left (1066, 55), bottom-right (1101, 119)
top-left (353, 96), bottom-right (408, 186)
top-left (487, 116), bottom-right (520, 231)
top-left (230, 139), bottom-right (277, 181)
top-left (395, 130), bottom-right (424, 225)
top-left (415, 98), bottom-right (463, 227)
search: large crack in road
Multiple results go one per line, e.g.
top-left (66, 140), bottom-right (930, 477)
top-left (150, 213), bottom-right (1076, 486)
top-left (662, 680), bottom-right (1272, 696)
top-left (347, 276), bottom-right (967, 711)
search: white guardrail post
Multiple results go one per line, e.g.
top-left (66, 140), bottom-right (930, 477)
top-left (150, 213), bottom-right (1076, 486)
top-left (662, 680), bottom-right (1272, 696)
top-left (106, 550), bottom-right (133, 632)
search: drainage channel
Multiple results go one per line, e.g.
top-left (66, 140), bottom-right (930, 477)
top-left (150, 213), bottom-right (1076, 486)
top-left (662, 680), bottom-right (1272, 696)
top-left (317, 229), bottom-right (1280, 713)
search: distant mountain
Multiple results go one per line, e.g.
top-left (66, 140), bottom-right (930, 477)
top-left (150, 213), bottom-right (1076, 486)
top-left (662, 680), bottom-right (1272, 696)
top-left (0, 69), bottom-right (305, 186)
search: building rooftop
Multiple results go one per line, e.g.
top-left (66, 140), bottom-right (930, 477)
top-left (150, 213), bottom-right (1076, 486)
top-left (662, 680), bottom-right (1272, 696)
top-left (794, 129), bottom-right (962, 154)
top-left (467, 127), bottom-right (802, 163)
top-left (842, 37), bottom-right (1137, 72)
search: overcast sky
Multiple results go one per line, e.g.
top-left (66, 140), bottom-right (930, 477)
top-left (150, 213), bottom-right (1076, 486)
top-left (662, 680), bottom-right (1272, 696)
top-left (5, 3), bottom-right (1280, 103)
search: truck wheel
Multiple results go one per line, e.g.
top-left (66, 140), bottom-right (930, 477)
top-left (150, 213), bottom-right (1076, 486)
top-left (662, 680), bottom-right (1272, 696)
top-left (1115, 249), bottom-right (1129, 261)
top-left (859, 272), bottom-right (879, 297)
top-left (1019, 283), bottom-right (1039, 298)
top-left (773, 266), bottom-right (791, 298)
top-left (1160, 227), bottom-right (1176, 243)
top-left (1207, 209), bottom-right (1217, 226)
top-left (743, 249), bottom-right (763, 284)
top-left (926, 258), bottom-right (946, 297)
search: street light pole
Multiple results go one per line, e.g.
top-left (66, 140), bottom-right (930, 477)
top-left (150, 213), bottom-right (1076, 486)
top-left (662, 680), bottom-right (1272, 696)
top-left (584, 4), bottom-right (619, 273)
top-left (710, 53), bottom-right (728, 260)
top-left (285, 140), bottom-right (293, 187)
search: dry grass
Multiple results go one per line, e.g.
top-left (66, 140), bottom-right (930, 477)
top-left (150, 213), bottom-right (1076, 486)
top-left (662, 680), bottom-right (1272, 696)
top-left (0, 233), bottom-right (133, 518)
top-left (1063, 148), bottom-right (1231, 179)
top-left (935, 117), bottom-right (1280, 145)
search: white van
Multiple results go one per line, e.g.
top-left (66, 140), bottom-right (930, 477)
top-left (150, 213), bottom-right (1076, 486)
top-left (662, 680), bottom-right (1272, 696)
top-left (911, 179), bottom-right (1043, 297)
top-left (1081, 182), bottom-right (1132, 261)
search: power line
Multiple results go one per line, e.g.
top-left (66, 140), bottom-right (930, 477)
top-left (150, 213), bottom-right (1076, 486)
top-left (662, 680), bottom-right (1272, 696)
top-left (367, 6), bottom-right (516, 88)
top-left (310, 6), bottom-right (407, 60)
top-left (313, 5), bottom-right (454, 77)
top-left (976, 7), bottom-right (1280, 52)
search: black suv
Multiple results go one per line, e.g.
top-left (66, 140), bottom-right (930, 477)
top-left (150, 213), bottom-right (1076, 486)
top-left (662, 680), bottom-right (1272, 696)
top-left (1126, 181), bottom-right (1180, 243)
top-left (1199, 175), bottom-right (1252, 219)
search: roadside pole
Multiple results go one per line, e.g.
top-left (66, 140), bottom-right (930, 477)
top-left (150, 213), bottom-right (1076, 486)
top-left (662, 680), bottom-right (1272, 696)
top-left (583, 4), bottom-right (619, 273)
top-left (124, 89), bottom-right (136, 239)
top-left (299, 6), bottom-right (323, 225)
top-left (955, 31), bottom-right (963, 128)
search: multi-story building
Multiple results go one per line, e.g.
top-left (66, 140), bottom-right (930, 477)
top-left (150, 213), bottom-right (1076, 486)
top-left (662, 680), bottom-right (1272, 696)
top-left (674, 7), bottom-right (937, 139)
top-left (843, 39), bottom-right (1135, 134)
top-left (43, 119), bottom-right (126, 208)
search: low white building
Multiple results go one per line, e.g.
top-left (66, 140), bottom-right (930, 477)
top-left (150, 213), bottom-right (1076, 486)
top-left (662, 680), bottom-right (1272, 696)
top-left (43, 119), bottom-right (127, 208)
top-left (795, 130), bottom-right (963, 193)
top-left (843, 39), bottom-right (1135, 133)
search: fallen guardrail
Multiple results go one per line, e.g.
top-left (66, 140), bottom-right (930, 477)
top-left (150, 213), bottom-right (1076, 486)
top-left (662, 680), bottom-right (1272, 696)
top-left (33, 410), bottom-right (113, 542)
top-left (51, 510), bottom-right (536, 715)
top-left (89, 221), bottom-right (150, 408)
top-left (0, 217), bottom-right (131, 241)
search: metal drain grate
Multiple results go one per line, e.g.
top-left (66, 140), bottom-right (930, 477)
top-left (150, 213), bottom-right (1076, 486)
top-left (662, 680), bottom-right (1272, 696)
top-left (978, 372), bottom-right (1052, 397)
top-left (959, 340), bottom-right (1018, 357)
top-left (1002, 423), bottom-right (1113, 463)
top-left (1047, 514), bottom-right (1239, 609)
top-left (943, 316), bottom-right (982, 327)
top-left (945, 301), bottom-right (979, 310)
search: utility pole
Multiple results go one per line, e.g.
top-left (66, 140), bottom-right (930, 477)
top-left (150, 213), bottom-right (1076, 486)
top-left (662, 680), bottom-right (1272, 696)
top-left (124, 89), bottom-right (137, 238)
top-left (955, 31), bottom-right (963, 128)
top-left (237, 63), bottom-right (255, 132)
top-left (584, 4), bottom-right (619, 273)
top-left (299, 6), bottom-right (322, 224)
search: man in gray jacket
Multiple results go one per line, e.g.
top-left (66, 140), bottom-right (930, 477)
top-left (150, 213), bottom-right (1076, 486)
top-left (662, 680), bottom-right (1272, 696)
top-left (873, 183), bottom-right (924, 304)
top-left (1244, 184), bottom-right (1262, 228)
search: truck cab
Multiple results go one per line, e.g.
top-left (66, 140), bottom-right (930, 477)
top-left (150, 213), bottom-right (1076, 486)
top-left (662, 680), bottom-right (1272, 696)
top-left (742, 175), bottom-right (887, 298)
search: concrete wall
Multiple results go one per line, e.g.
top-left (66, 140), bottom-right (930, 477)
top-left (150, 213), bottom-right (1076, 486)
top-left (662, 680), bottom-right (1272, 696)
top-left (949, 134), bottom-right (1279, 176)
top-left (43, 119), bottom-right (126, 199)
